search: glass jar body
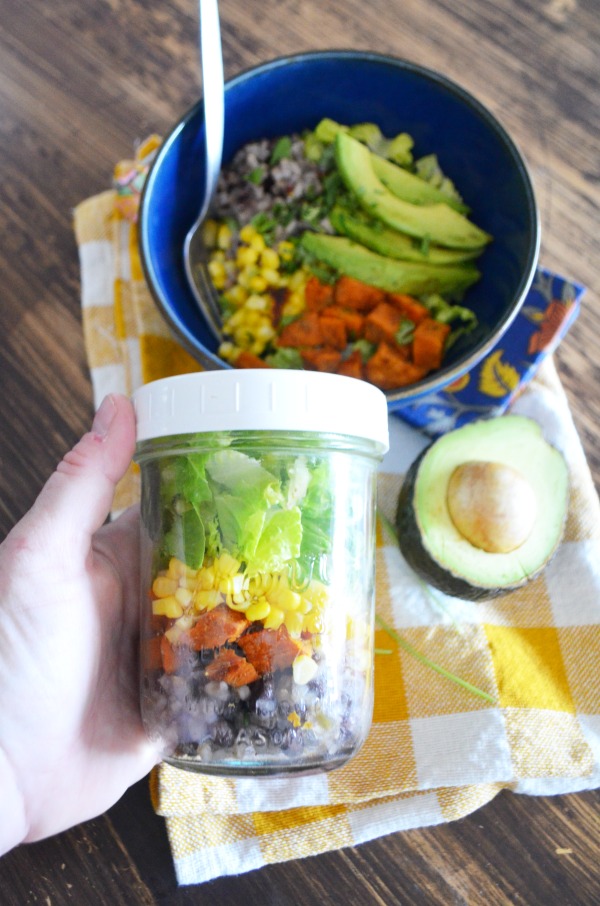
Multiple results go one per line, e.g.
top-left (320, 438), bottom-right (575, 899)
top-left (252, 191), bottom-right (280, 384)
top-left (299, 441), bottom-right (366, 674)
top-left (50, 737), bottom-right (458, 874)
top-left (137, 430), bottom-right (381, 776)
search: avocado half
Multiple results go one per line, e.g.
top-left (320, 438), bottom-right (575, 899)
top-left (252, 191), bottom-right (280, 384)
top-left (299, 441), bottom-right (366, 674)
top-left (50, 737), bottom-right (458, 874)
top-left (395, 415), bottom-right (570, 601)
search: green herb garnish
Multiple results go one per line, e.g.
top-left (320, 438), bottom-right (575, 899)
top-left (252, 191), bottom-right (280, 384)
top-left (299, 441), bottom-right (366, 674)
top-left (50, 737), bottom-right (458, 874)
top-left (270, 135), bottom-right (293, 165)
top-left (376, 614), bottom-right (496, 704)
top-left (395, 319), bottom-right (416, 346)
top-left (247, 166), bottom-right (264, 185)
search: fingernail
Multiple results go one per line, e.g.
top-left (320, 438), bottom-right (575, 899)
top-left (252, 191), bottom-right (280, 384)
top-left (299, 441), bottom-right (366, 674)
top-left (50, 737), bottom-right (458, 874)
top-left (92, 395), bottom-right (117, 438)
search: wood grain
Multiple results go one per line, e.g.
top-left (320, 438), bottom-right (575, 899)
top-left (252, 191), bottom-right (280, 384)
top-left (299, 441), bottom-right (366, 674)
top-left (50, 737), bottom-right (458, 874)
top-left (0, 0), bottom-right (598, 902)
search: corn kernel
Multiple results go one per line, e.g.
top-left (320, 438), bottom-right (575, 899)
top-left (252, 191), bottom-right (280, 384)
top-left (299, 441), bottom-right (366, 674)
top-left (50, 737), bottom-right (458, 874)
top-left (277, 240), bottom-right (294, 259)
top-left (284, 611), bottom-right (304, 638)
top-left (152, 576), bottom-right (178, 598)
top-left (248, 274), bottom-right (268, 293)
top-left (219, 342), bottom-right (237, 361)
top-left (217, 553), bottom-right (241, 575)
top-left (239, 224), bottom-right (257, 243)
top-left (261, 267), bottom-right (281, 286)
top-left (196, 566), bottom-right (215, 590)
top-left (303, 613), bottom-right (324, 635)
top-left (207, 259), bottom-right (227, 289)
top-left (281, 292), bottom-right (304, 318)
top-left (234, 328), bottom-right (253, 348)
top-left (260, 247), bottom-right (280, 269)
top-left (217, 222), bottom-right (232, 250)
top-left (236, 246), bottom-right (259, 267)
top-left (224, 284), bottom-right (248, 307)
top-left (236, 269), bottom-right (253, 289)
top-left (246, 600), bottom-right (271, 622)
top-left (226, 309), bottom-right (245, 328)
top-left (152, 596), bottom-right (184, 619)
top-left (174, 587), bottom-right (193, 608)
top-left (245, 293), bottom-right (268, 311)
top-left (288, 269), bottom-right (307, 291)
top-left (225, 594), bottom-right (248, 612)
top-left (264, 605), bottom-right (285, 630)
top-left (287, 710), bottom-right (302, 728)
top-left (249, 233), bottom-right (266, 252)
top-left (276, 588), bottom-right (302, 611)
top-left (165, 615), bottom-right (195, 644)
top-left (194, 589), bottom-right (221, 611)
top-left (292, 653), bottom-right (318, 685)
top-left (201, 219), bottom-right (219, 248)
top-left (256, 323), bottom-right (276, 341)
top-left (168, 558), bottom-right (197, 579)
top-left (219, 577), bottom-right (234, 594)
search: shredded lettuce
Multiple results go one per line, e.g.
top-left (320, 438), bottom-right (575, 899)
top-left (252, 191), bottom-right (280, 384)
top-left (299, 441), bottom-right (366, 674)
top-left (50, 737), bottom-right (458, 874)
top-left (154, 443), bottom-right (335, 581)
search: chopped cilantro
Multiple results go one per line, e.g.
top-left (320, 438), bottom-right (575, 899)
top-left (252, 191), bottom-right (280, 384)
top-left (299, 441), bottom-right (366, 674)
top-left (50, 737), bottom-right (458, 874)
top-left (246, 167), bottom-right (264, 185)
top-left (270, 136), bottom-right (293, 165)
top-left (395, 319), bottom-right (416, 345)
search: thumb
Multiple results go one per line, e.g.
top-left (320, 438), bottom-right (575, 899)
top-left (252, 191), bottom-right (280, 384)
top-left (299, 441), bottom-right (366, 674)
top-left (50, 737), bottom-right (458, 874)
top-left (29, 394), bottom-right (136, 542)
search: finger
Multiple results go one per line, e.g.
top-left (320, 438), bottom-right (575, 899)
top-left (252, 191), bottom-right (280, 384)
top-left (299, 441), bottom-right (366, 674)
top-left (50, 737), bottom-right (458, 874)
top-left (29, 394), bottom-right (136, 543)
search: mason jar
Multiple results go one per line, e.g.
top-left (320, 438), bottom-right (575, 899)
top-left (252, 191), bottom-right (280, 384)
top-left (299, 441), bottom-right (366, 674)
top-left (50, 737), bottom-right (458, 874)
top-left (133, 369), bottom-right (389, 776)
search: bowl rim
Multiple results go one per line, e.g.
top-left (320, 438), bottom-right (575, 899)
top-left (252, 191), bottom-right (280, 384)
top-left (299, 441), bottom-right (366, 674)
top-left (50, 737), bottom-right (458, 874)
top-left (139, 49), bottom-right (540, 406)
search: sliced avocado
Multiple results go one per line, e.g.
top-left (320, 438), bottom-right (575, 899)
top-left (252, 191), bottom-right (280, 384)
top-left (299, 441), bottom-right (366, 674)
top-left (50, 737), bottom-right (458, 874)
top-left (329, 206), bottom-right (483, 265)
top-left (335, 132), bottom-right (492, 250)
top-left (300, 232), bottom-right (480, 297)
top-left (395, 416), bottom-right (569, 601)
top-left (372, 154), bottom-right (470, 214)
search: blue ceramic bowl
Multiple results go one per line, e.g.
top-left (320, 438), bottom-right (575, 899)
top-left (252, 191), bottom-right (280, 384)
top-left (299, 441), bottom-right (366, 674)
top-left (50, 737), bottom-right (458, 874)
top-left (139, 50), bottom-right (539, 408)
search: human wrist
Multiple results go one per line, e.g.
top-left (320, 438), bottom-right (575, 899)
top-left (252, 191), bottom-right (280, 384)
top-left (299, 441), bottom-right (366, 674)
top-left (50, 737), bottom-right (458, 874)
top-left (0, 744), bottom-right (28, 856)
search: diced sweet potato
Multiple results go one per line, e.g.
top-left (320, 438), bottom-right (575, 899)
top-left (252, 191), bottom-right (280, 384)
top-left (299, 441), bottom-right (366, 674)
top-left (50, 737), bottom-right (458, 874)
top-left (188, 604), bottom-right (250, 651)
top-left (300, 347), bottom-right (343, 373)
top-left (366, 342), bottom-right (428, 390)
top-left (143, 636), bottom-right (163, 672)
top-left (205, 648), bottom-right (260, 687)
top-left (160, 635), bottom-right (179, 674)
top-left (412, 318), bottom-right (451, 371)
top-left (236, 350), bottom-right (272, 369)
top-left (334, 276), bottom-right (386, 311)
top-left (336, 349), bottom-right (364, 380)
top-left (237, 625), bottom-right (303, 675)
top-left (278, 311), bottom-right (324, 347)
top-left (225, 657), bottom-right (260, 687)
top-left (325, 305), bottom-right (365, 338)
top-left (158, 635), bottom-right (196, 675)
top-left (364, 302), bottom-right (404, 345)
top-left (304, 275), bottom-right (334, 311)
top-left (319, 315), bottom-right (347, 351)
top-left (386, 293), bottom-right (429, 324)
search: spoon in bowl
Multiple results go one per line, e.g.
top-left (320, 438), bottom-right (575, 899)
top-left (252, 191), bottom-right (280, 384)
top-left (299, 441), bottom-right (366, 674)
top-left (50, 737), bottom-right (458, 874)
top-left (183, 0), bottom-right (225, 341)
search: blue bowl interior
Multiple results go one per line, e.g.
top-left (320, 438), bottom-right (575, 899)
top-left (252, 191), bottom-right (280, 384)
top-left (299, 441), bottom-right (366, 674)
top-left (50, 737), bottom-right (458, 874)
top-left (140, 51), bottom-right (539, 399)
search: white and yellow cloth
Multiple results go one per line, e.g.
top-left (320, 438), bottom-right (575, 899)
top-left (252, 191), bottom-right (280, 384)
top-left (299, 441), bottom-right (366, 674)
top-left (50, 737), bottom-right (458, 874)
top-left (74, 141), bottom-right (600, 886)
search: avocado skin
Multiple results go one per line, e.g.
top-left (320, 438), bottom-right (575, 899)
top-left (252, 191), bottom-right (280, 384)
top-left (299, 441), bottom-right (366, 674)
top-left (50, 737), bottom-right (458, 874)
top-left (395, 447), bottom-right (547, 602)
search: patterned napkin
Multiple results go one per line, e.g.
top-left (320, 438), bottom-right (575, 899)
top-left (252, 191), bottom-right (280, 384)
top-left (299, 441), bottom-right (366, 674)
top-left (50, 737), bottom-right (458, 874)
top-left (73, 141), bottom-right (600, 886)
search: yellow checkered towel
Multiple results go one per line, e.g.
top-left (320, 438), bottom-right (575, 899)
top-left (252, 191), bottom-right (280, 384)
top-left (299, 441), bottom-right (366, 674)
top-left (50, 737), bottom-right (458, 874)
top-left (74, 142), bottom-right (600, 886)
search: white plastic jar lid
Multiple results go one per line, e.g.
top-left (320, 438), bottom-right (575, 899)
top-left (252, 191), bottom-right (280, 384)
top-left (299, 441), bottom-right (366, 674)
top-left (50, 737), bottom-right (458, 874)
top-left (133, 369), bottom-right (389, 451)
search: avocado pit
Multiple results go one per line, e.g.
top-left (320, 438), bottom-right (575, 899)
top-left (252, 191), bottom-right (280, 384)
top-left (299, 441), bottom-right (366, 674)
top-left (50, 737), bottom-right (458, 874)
top-left (446, 460), bottom-right (537, 554)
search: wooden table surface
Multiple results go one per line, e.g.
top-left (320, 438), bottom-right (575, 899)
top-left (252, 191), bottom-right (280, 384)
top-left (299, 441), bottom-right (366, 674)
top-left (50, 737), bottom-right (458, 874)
top-left (1, 0), bottom-right (598, 902)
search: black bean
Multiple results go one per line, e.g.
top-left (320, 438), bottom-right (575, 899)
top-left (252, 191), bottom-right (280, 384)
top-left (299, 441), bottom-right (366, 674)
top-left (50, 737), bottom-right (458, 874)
top-left (212, 720), bottom-right (235, 748)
